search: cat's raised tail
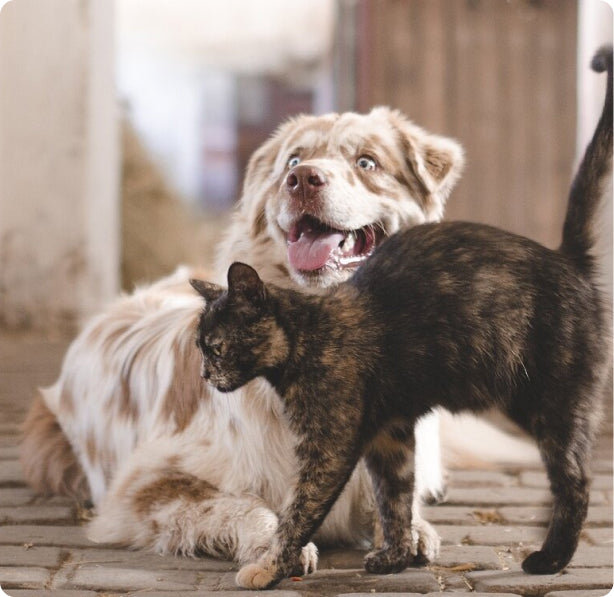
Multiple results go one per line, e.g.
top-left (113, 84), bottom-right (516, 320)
top-left (560, 44), bottom-right (613, 273)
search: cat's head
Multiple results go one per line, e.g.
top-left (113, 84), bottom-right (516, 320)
top-left (190, 262), bottom-right (289, 393)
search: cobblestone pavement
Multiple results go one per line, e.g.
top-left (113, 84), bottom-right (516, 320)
top-left (0, 333), bottom-right (612, 596)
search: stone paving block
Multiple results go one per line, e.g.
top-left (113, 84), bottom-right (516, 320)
top-left (592, 459), bottom-right (613, 474)
top-left (318, 549), bottom-right (365, 570)
top-left (422, 504), bottom-right (613, 528)
top-left (68, 547), bottom-right (236, 572)
top-left (448, 470), bottom-right (519, 487)
top-left (0, 462), bottom-right (24, 486)
top-left (8, 589), bottom-right (98, 597)
top-left (544, 590), bottom-right (613, 597)
top-left (436, 523), bottom-right (546, 547)
top-left (337, 594), bottom-right (523, 597)
top-left (0, 506), bottom-right (74, 524)
top-left (431, 593), bottom-right (521, 597)
top-left (423, 505), bottom-right (501, 525)
top-left (337, 593), bottom-right (423, 597)
top-left (466, 568), bottom-right (614, 595)
top-left (446, 487), bottom-right (552, 506)
top-left (275, 568), bottom-right (441, 594)
top-left (446, 487), bottom-right (608, 508)
top-left (0, 447), bottom-right (20, 460)
top-left (0, 437), bottom-right (20, 449)
top-left (582, 527), bottom-right (614, 545)
top-left (0, 489), bottom-right (36, 507)
top-left (520, 472), bottom-right (613, 491)
top-left (0, 424), bottom-right (20, 436)
top-left (432, 545), bottom-right (503, 570)
top-left (53, 563), bottom-right (201, 592)
top-left (494, 506), bottom-right (613, 527)
top-left (0, 544), bottom-right (64, 567)
top-left (0, 567), bottom-right (50, 590)
top-left (567, 546), bottom-right (614, 568)
top-left (0, 525), bottom-right (97, 548)
top-left (133, 593), bottom-right (302, 597)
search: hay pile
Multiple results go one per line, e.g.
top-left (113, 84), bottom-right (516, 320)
top-left (121, 125), bottom-right (229, 289)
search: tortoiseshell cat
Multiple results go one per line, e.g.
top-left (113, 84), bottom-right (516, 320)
top-left (191, 47), bottom-right (612, 590)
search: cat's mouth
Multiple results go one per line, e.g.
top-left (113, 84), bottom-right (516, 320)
top-left (286, 215), bottom-right (383, 273)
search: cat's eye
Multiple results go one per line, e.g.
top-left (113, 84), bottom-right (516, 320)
top-left (205, 339), bottom-right (224, 357)
top-left (287, 155), bottom-right (301, 169)
top-left (356, 155), bottom-right (377, 171)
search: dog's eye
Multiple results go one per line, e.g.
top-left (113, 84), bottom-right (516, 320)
top-left (356, 155), bottom-right (377, 171)
top-left (287, 155), bottom-right (301, 169)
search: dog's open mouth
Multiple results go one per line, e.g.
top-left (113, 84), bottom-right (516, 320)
top-left (286, 215), bottom-right (380, 272)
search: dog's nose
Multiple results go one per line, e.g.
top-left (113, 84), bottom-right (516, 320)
top-left (286, 165), bottom-right (327, 200)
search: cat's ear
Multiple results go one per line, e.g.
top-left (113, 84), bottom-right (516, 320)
top-left (190, 278), bottom-right (224, 303)
top-left (227, 262), bottom-right (266, 306)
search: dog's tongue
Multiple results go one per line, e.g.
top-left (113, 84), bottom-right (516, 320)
top-left (287, 227), bottom-right (345, 271)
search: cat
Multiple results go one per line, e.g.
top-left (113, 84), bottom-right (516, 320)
top-left (190, 46), bottom-right (612, 589)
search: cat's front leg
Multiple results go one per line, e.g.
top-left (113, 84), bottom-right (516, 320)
top-left (235, 541), bottom-right (318, 589)
top-left (363, 423), bottom-right (440, 574)
top-left (235, 433), bottom-right (361, 589)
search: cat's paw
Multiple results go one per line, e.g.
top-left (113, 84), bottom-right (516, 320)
top-left (299, 542), bottom-right (318, 575)
top-left (235, 563), bottom-right (278, 590)
top-left (364, 544), bottom-right (413, 574)
top-left (521, 550), bottom-right (564, 575)
top-left (410, 517), bottom-right (440, 564)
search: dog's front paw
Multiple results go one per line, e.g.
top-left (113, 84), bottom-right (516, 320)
top-left (410, 517), bottom-right (440, 564)
top-left (236, 562), bottom-right (278, 590)
top-left (299, 542), bottom-right (318, 575)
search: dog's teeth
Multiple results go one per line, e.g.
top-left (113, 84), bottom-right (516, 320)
top-left (341, 231), bottom-right (356, 252)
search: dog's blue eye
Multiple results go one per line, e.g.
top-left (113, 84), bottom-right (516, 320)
top-left (287, 155), bottom-right (301, 169)
top-left (356, 155), bottom-right (377, 171)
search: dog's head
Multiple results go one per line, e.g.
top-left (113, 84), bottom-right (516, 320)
top-left (218, 107), bottom-right (464, 289)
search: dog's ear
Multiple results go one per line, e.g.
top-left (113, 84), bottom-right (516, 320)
top-left (190, 279), bottom-right (224, 304)
top-left (227, 262), bottom-right (267, 307)
top-left (383, 108), bottom-right (465, 220)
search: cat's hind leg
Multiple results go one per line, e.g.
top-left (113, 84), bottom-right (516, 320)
top-left (363, 423), bottom-right (440, 574)
top-left (521, 403), bottom-right (600, 574)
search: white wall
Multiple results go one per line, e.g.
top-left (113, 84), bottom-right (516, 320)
top-left (0, 0), bottom-right (119, 332)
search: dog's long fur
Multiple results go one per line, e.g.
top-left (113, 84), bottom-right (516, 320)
top-left (21, 106), bottom-right (535, 562)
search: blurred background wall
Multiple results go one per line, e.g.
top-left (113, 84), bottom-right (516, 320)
top-left (0, 0), bottom-right (611, 334)
top-left (0, 0), bottom-right (118, 332)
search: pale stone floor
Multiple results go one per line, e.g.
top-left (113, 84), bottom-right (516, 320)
top-left (0, 332), bottom-right (612, 596)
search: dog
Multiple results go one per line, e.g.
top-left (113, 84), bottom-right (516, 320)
top-left (22, 106), bottom-right (508, 564)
